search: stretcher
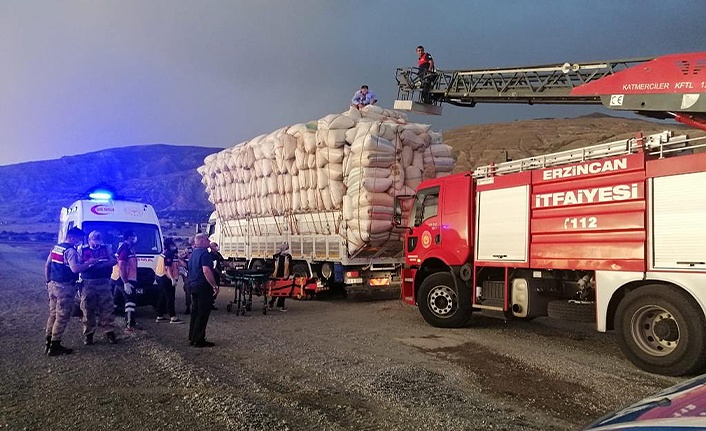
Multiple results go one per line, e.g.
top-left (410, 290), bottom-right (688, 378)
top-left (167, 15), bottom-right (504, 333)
top-left (226, 269), bottom-right (270, 315)
top-left (225, 269), bottom-right (320, 315)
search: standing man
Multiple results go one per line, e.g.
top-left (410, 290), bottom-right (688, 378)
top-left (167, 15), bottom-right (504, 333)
top-left (351, 85), bottom-right (378, 109)
top-left (44, 227), bottom-right (96, 356)
top-left (209, 242), bottom-right (225, 311)
top-left (116, 230), bottom-right (140, 331)
top-left (79, 230), bottom-right (119, 345)
top-left (416, 45), bottom-right (435, 103)
top-left (187, 233), bottom-right (219, 348)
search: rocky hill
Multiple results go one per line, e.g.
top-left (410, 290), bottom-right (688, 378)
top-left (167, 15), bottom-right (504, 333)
top-left (1, 113), bottom-right (702, 233)
top-left (0, 144), bottom-right (221, 225)
top-left (444, 113), bottom-right (705, 173)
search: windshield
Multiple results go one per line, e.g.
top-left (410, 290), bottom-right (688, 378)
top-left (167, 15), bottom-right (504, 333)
top-left (410, 186), bottom-right (440, 228)
top-left (81, 221), bottom-right (162, 255)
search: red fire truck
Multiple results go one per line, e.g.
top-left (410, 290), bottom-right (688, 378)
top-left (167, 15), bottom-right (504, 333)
top-left (393, 52), bottom-right (706, 376)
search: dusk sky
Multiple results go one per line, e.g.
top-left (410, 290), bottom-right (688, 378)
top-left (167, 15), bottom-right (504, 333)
top-left (1, 1), bottom-right (705, 166)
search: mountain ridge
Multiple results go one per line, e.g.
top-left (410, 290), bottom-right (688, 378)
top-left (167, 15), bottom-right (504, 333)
top-left (1, 113), bottom-right (703, 229)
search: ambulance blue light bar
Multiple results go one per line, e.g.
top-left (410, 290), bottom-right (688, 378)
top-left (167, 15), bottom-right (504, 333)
top-left (89, 190), bottom-right (113, 200)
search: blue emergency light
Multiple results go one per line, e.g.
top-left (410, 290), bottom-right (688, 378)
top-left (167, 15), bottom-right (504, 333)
top-left (89, 190), bottom-right (113, 200)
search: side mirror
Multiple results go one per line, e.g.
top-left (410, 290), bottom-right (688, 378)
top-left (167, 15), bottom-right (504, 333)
top-left (393, 195), bottom-right (415, 234)
top-left (393, 213), bottom-right (402, 226)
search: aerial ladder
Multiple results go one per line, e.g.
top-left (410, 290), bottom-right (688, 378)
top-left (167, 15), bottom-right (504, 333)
top-left (394, 51), bottom-right (706, 132)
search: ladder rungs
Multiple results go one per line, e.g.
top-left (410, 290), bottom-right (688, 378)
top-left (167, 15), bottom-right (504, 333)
top-left (472, 131), bottom-right (691, 179)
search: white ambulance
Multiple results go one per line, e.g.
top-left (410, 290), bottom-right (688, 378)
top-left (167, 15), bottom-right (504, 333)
top-left (58, 191), bottom-right (164, 308)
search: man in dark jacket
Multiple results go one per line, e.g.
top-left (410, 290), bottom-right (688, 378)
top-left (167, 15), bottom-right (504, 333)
top-left (416, 45), bottom-right (435, 103)
top-left (187, 233), bottom-right (219, 348)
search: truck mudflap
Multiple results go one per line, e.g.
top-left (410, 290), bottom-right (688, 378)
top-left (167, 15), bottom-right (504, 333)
top-left (401, 268), bottom-right (416, 305)
top-left (344, 281), bottom-right (401, 302)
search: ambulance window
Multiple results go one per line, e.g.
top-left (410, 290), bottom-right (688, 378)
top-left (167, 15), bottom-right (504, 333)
top-left (412, 186), bottom-right (440, 227)
top-left (81, 221), bottom-right (162, 255)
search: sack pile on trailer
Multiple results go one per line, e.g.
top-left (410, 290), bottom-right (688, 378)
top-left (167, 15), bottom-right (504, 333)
top-left (198, 105), bottom-right (455, 254)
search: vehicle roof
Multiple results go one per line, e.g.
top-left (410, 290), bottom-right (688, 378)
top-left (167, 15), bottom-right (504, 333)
top-left (584, 374), bottom-right (706, 429)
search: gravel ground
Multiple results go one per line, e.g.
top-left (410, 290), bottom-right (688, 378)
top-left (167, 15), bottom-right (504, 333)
top-left (0, 242), bottom-right (684, 431)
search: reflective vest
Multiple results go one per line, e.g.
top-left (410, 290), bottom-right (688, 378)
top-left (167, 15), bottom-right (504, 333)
top-left (154, 254), bottom-right (166, 278)
top-left (80, 245), bottom-right (113, 279)
top-left (49, 242), bottom-right (79, 283)
top-left (155, 249), bottom-right (177, 279)
top-left (418, 52), bottom-right (432, 69)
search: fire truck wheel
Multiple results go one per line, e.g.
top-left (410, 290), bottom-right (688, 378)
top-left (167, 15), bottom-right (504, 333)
top-left (418, 272), bottom-right (472, 328)
top-left (615, 284), bottom-right (706, 376)
top-left (547, 300), bottom-right (596, 323)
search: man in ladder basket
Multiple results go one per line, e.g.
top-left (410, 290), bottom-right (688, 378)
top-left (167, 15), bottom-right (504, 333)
top-left (268, 242), bottom-right (293, 312)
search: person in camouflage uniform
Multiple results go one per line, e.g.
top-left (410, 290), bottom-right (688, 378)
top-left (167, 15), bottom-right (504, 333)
top-left (44, 227), bottom-right (96, 356)
top-left (79, 230), bottom-right (118, 345)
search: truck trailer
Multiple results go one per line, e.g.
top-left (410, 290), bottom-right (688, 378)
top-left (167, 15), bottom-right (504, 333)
top-left (199, 106), bottom-right (455, 299)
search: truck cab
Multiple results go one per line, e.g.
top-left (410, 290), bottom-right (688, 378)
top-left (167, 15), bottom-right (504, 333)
top-left (59, 196), bottom-right (164, 308)
top-left (401, 173), bottom-right (473, 305)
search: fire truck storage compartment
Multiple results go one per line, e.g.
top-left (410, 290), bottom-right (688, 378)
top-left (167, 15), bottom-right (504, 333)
top-left (475, 184), bottom-right (529, 262)
top-left (651, 171), bottom-right (706, 270)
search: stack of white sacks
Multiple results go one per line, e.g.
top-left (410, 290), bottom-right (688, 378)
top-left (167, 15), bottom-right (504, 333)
top-left (198, 105), bottom-right (455, 255)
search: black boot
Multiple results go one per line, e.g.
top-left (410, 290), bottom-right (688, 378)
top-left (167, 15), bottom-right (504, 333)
top-left (44, 335), bottom-right (52, 354)
top-left (84, 333), bottom-right (94, 346)
top-left (47, 340), bottom-right (73, 356)
top-left (106, 332), bottom-right (117, 344)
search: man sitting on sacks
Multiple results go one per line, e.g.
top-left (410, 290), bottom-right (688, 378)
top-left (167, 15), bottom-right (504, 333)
top-left (351, 85), bottom-right (377, 110)
top-left (268, 242), bottom-right (293, 312)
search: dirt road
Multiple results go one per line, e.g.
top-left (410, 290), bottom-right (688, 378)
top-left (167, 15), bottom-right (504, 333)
top-left (0, 242), bottom-right (683, 430)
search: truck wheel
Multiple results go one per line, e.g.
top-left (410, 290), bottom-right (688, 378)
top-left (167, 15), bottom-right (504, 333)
top-left (615, 284), bottom-right (706, 376)
top-left (320, 263), bottom-right (334, 281)
top-left (418, 272), bottom-right (472, 328)
top-left (292, 264), bottom-right (308, 278)
top-left (547, 300), bottom-right (596, 323)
